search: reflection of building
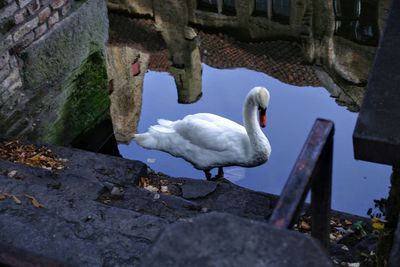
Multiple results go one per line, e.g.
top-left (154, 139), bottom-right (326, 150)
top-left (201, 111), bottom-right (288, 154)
top-left (154, 0), bottom-right (203, 104)
top-left (106, 45), bottom-right (147, 144)
top-left (109, 0), bottom-right (389, 111)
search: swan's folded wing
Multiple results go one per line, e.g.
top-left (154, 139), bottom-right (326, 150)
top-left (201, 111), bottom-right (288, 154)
top-left (185, 113), bottom-right (244, 131)
top-left (173, 116), bottom-right (246, 152)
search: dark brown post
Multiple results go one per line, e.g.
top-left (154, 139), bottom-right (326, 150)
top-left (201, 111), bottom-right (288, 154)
top-left (311, 130), bottom-right (333, 248)
top-left (269, 118), bottom-right (334, 247)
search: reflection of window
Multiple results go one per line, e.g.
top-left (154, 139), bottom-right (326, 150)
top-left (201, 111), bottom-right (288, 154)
top-left (334, 0), bottom-right (379, 45)
top-left (222, 0), bottom-right (236, 15)
top-left (197, 0), bottom-right (218, 12)
top-left (272, 0), bottom-right (290, 24)
top-left (253, 0), bottom-right (269, 17)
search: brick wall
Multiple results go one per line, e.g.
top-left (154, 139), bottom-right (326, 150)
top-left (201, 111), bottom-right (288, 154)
top-left (0, 0), bottom-right (73, 105)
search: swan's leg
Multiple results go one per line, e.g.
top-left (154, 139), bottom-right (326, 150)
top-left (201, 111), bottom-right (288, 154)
top-left (216, 167), bottom-right (224, 179)
top-left (204, 170), bottom-right (212, 180)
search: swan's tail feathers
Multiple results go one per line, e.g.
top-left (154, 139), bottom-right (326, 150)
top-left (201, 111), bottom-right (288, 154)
top-left (133, 133), bottom-right (156, 149)
top-left (149, 120), bottom-right (175, 133)
top-left (157, 119), bottom-right (174, 127)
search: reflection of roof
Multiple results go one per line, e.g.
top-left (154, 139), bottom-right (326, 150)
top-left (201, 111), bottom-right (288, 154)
top-left (108, 13), bottom-right (165, 52)
top-left (109, 13), bottom-right (320, 86)
top-left (199, 33), bottom-right (320, 86)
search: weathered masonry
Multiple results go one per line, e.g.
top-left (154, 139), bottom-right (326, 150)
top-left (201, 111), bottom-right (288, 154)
top-left (0, 0), bottom-right (109, 145)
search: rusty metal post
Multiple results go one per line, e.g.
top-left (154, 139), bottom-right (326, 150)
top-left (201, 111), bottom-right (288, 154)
top-left (269, 118), bottom-right (334, 242)
top-left (311, 130), bottom-right (333, 248)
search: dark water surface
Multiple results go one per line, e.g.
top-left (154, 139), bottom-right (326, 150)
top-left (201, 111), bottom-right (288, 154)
top-left (119, 64), bottom-right (390, 216)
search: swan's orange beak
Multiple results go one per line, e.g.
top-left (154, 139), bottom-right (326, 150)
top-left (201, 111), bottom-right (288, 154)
top-left (259, 108), bottom-right (267, 128)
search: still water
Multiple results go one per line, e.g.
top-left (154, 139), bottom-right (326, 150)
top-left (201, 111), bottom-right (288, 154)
top-left (119, 64), bottom-right (390, 216)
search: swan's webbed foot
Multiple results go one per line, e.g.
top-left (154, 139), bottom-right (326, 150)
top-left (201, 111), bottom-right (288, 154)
top-left (204, 170), bottom-right (212, 181)
top-left (204, 168), bottom-right (224, 181)
top-left (216, 167), bottom-right (224, 179)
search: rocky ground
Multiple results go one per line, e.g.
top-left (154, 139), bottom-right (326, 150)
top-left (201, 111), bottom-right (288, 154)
top-left (0, 140), bottom-right (380, 266)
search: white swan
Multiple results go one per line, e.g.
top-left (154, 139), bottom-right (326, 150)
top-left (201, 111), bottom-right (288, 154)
top-left (134, 86), bottom-right (271, 180)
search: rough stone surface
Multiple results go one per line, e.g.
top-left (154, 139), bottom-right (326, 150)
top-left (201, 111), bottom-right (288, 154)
top-left (51, 0), bottom-right (67, 9)
top-left (13, 17), bottom-right (38, 42)
top-left (0, 1), bottom-right (18, 21)
top-left (27, 0), bottom-right (40, 15)
top-left (0, 63), bottom-right (10, 81)
top-left (18, 0), bottom-right (32, 8)
top-left (14, 8), bottom-right (28, 24)
top-left (20, 0), bottom-right (109, 90)
top-left (38, 6), bottom-right (51, 24)
top-left (0, 51), bottom-right (10, 69)
top-left (0, 141), bottom-right (374, 266)
top-left (140, 212), bottom-right (334, 267)
top-left (353, 0), bottom-right (400, 166)
top-left (180, 179), bottom-right (217, 199)
top-left (47, 10), bottom-right (59, 28)
top-left (34, 22), bottom-right (47, 37)
top-left (0, 143), bottom-right (280, 266)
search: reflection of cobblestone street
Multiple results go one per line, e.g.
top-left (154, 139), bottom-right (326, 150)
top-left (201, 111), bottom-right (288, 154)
top-left (199, 32), bottom-right (320, 86)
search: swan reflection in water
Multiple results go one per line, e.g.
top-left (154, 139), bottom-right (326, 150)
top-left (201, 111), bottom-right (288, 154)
top-left (134, 87), bottom-right (271, 180)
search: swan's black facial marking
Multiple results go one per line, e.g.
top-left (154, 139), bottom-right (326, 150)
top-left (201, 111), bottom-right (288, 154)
top-left (258, 106), bottom-right (267, 128)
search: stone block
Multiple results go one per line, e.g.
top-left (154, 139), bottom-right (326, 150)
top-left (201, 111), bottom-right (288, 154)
top-left (38, 6), bottom-right (51, 24)
top-left (34, 22), bottom-right (47, 37)
top-left (40, 0), bottom-right (49, 5)
top-left (13, 17), bottom-right (38, 42)
top-left (61, 1), bottom-right (70, 16)
top-left (27, 0), bottom-right (40, 15)
top-left (14, 8), bottom-right (28, 24)
top-left (0, 63), bottom-right (10, 81)
top-left (17, 0), bottom-right (32, 8)
top-left (0, 50), bottom-right (10, 69)
top-left (20, 30), bottom-right (35, 47)
top-left (20, 0), bottom-right (109, 90)
top-left (51, 0), bottom-right (66, 9)
top-left (0, 34), bottom-right (13, 53)
top-left (0, 68), bottom-right (20, 89)
top-left (47, 11), bottom-right (59, 28)
top-left (7, 76), bottom-right (23, 94)
top-left (9, 55), bottom-right (18, 68)
top-left (0, 1), bottom-right (18, 21)
top-left (140, 212), bottom-right (334, 267)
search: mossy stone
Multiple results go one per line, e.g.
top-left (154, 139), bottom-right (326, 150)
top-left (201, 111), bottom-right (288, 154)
top-left (44, 51), bottom-right (110, 144)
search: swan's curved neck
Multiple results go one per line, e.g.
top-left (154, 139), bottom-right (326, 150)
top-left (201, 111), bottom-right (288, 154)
top-left (243, 94), bottom-right (270, 155)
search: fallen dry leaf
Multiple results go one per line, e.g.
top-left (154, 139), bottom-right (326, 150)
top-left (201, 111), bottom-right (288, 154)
top-left (12, 196), bottom-right (21, 205)
top-left (144, 185), bottom-right (159, 193)
top-left (24, 194), bottom-right (45, 208)
top-left (371, 218), bottom-right (385, 230)
top-left (299, 221), bottom-right (311, 231)
top-left (0, 140), bottom-right (66, 171)
top-left (344, 219), bottom-right (353, 226)
top-left (6, 194), bottom-right (22, 205)
top-left (7, 170), bottom-right (17, 178)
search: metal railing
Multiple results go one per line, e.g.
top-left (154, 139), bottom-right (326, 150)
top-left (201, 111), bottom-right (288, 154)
top-left (269, 118), bottom-right (334, 248)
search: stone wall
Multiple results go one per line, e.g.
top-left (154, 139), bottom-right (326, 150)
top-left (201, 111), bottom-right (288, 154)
top-left (0, 0), bottom-right (72, 105)
top-left (0, 0), bottom-right (110, 145)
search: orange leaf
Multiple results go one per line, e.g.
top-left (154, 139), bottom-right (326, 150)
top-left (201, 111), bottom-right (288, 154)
top-left (24, 194), bottom-right (45, 208)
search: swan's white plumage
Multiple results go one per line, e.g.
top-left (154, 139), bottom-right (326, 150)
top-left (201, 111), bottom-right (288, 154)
top-left (134, 87), bottom-right (271, 171)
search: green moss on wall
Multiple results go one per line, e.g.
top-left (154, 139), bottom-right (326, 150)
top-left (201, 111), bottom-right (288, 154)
top-left (45, 50), bottom-right (110, 145)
